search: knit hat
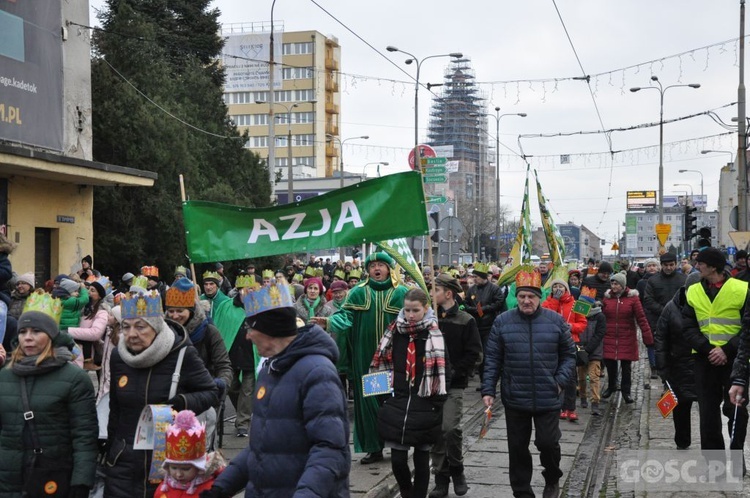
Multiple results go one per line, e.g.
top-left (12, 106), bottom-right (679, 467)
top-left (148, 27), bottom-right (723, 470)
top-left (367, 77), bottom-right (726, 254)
top-left (82, 255), bottom-right (93, 267)
top-left (122, 272), bottom-right (135, 283)
top-left (304, 277), bottom-right (324, 293)
top-left (610, 272), bottom-right (627, 288)
top-left (597, 261), bottom-right (613, 274)
top-left (248, 307), bottom-right (298, 337)
top-left (163, 410), bottom-right (207, 472)
top-left (434, 273), bottom-right (463, 297)
top-left (17, 272), bottom-right (35, 288)
top-left (695, 247), bottom-right (726, 271)
top-left (549, 278), bottom-right (569, 293)
top-left (18, 291), bottom-right (62, 339)
top-left (644, 258), bottom-right (660, 267)
top-left (330, 280), bottom-right (349, 292)
top-left (660, 252), bottom-right (677, 263)
top-left (737, 250), bottom-right (748, 260)
top-left (54, 274), bottom-right (69, 284)
top-left (59, 278), bottom-right (79, 295)
top-left (88, 280), bottom-right (107, 300)
top-left (165, 278), bottom-right (196, 309)
top-left (17, 311), bottom-right (60, 339)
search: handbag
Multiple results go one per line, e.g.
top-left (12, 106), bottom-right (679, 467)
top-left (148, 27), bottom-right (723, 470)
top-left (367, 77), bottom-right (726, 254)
top-left (20, 377), bottom-right (73, 498)
top-left (575, 346), bottom-right (589, 367)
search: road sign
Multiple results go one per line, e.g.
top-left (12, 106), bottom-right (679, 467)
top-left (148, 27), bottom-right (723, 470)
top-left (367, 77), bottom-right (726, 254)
top-left (421, 157), bottom-right (447, 166)
top-left (611, 242), bottom-right (619, 251)
top-left (421, 166), bottom-right (447, 174)
top-left (423, 175), bottom-right (447, 184)
top-left (427, 195), bottom-right (447, 204)
top-left (655, 223), bottom-right (671, 247)
top-left (408, 144), bottom-right (436, 170)
top-left (729, 231), bottom-right (750, 251)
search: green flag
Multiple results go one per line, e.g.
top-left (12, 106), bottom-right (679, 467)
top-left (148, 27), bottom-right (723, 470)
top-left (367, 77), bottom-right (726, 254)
top-left (498, 167), bottom-right (533, 287)
top-left (534, 169), bottom-right (568, 287)
top-left (183, 172), bottom-right (429, 263)
top-left (376, 238), bottom-right (429, 296)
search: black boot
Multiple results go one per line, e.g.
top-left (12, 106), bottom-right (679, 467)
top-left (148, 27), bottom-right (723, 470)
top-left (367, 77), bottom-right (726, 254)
top-left (601, 387), bottom-right (615, 399)
top-left (450, 469), bottom-right (469, 496)
top-left (360, 451), bottom-right (383, 464)
top-left (428, 474), bottom-right (450, 498)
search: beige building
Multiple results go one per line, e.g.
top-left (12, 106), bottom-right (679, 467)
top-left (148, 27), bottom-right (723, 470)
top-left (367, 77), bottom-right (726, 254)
top-left (222, 25), bottom-right (341, 202)
top-left (0, 0), bottom-right (155, 283)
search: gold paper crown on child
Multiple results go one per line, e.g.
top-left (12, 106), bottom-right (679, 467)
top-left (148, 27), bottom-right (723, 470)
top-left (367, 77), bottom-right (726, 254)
top-left (515, 266), bottom-right (542, 289)
top-left (141, 265), bottom-right (159, 278)
top-left (174, 265), bottom-right (188, 277)
top-left (121, 290), bottom-right (163, 319)
top-left (292, 273), bottom-right (304, 283)
top-left (22, 290), bottom-right (63, 324)
top-left (348, 269), bottom-right (363, 280)
top-left (96, 276), bottom-right (113, 296)
top-left (303, 266), bottom-right (316, 278)
top-left (235, 274), bottom-right (259, 289)
top-left (242, 280), bottom-right (295, 318)
top-left (474, 262), bottom-right (490, 274)
top-left (579, 286), bottom-right (598, 303)
top-left (202, 271), bottom-right (221, 283)
top-left (261, 269), bottom-right (274, 279)
top-left (131, 275), bottom-right (149, 290)
top-left (165, 278), bottom-right (196, 309)
top-left (315, 268), bottom-right (324, 278)
top-left (165, 411), bottom-right (206, 463)
top-left (333, 268), bottom-right (347, 280)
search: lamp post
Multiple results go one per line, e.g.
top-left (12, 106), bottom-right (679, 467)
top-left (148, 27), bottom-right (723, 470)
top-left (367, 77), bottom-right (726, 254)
top-left (385, 46), bottom-right (463, 173)
top-left (256, 100), bottom-right (304, 204)
top-left (326, 134), bottom-right (369, 261)
top-left (673, 183), bottom-right (694, 198)
top-left (700, 149), bottom-right (735, 168)
top-left (678, 169), bottom-right (705, 210)
top-left (267, 0), bottom-right (279, 195)
top-left (361, 162), bottom-right (388, 181)
top-left (630, 77), bottom-right (701, 242)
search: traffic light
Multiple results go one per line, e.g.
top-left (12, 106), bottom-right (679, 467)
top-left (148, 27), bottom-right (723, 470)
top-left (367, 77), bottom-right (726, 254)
top-left (685, 205), bottom-right (698, 241)
top-left (429, 209), bottom-right (440, 243)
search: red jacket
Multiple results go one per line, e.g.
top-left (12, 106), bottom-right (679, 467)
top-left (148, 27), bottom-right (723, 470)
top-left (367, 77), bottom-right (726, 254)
top-left (154, 472), bottom-right (219, 498)
top-left (542, 292), bottom-right (587, 342)
top-left (601, 288), bottom-right (654, 361)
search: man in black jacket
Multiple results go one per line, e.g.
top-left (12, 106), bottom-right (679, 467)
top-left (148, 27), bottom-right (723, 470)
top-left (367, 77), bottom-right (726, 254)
top-left (429, 274), bottom-right (482, 498)
top-left (464, 262), bottom-right (506, 382)
top-left (581, 261), bottom-right (613, 300)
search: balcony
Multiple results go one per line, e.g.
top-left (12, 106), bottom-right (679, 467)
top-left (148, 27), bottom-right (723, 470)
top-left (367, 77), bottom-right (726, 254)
top-left (325, 102), bottom-right (340, 114)
top-left (326, 77), bottom-right (339, 92)
top-left (326, 122), bottom-right (339, 136)
top-left (326, 144), bottom-right (338, 157)
top-left (325, 57), bottom-right (339, 70)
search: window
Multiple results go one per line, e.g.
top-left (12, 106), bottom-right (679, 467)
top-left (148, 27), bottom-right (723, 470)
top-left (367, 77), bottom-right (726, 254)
top-left (275, 156), bottom-right (315, 167)
top-left (282, 67), bottom-right (314, 80)
top-left (254, 114), bottom-right (268, 125)
top-left (293, 134), bottom-right (314, 146)
top-left (250, 136), bottom-right (268, 147)
top-left (282, 42), bottom-right (314, 55)
top-left (224, 92), bottom-right (255, 104)
top-left (294, 112), bottom-right (314, 123)
top-left (666, 215), bottom-right (672, 221)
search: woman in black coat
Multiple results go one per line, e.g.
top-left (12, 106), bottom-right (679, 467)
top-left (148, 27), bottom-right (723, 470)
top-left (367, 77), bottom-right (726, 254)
top-left (655, 286), bottom-right (697, 449)
top-left (370, 288), bottom-right (449, 498)
top-left (104, 291), bottom-right (219, 498)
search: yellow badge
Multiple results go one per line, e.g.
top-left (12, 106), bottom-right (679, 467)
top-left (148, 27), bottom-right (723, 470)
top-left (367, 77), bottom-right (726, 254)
top-left (257, 386), bottom-right (266, 399)
top-left (44, 481), bottom-right (58, 494)
top-left (118, 376), bottom-right (128, 388)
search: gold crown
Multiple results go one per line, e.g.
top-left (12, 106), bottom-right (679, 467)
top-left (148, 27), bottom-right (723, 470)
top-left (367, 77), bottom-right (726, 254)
top-left (131, 275), bottom-right (149, 290)
top-left (165, 279), bottom-right (196, 309)
top-left (22, 290), bottom-right (63, 324)
top-left (262, 269), bottom-right (274, 279)
top-left (174, 265), bottom-right (188, 277)
top-left (579, 286), bottom-right (598, 302)
top-left (314, 268), bottom-right (324, 278)
top-left (333, 268), bottom-right (347, 280)
top-left (236, 274), bottom-right (259, 289)
top-left (141, 265), bottom-right (159, 278)
top-left (515, 266), bottom-right (542, 289)
top-left (202, 271), bottom-right (221, 283)
top-left (303, 266), bottom-right (316, 278)
top-left (348, 269), bottom-right (363, 280)
top-left (242, 281), bottom-right (295, 317)
top-left (474, 262), bottom-right (490, 274)
top-left (121, 290), bottom-right (163, 319)
top-left (292, 273), bottom-right (304, 283)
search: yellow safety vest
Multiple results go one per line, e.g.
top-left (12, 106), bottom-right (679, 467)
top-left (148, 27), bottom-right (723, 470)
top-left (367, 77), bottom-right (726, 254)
top-left (686, 278), bottom-right (748, 346)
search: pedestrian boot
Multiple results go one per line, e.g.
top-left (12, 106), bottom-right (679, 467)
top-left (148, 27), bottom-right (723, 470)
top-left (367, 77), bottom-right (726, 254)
top-left (450, 467), bottom-right (469, 496)
top-left (622, 393), bottom-right (634, 404)
top-left (428, 474), bottom-right (449, 498)
top-left (542, 480), bottom-right (560, 498)
top-left (559, 410), bottom-right (569, 420)
top-left (580, 397), bottom-right (588, 409)
top-left (360, 451), bottom-right (384, 464)
top-left (568, 410), bottom-right (579, 422)
top-left (591, 402), bottom-right (601, 416)
top-left (399, 487), bottom-right (412, 498)
top-left (601, 387), bottom-right (615, 399)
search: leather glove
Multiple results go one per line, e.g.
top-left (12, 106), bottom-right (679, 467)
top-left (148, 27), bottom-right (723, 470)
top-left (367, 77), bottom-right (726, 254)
top-left (214, 378), bottom-right (227, 398)
top-left (69, 485), bottom-right (91, 498)
top-left (199, 487), bottom-right (228, 498)
top-left (168, 395), bottom-right (186, 411)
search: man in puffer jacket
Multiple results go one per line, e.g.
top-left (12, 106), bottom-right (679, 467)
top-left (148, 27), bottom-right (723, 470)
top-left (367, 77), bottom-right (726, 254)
top-left (481, 269), bottom-right (576, 498)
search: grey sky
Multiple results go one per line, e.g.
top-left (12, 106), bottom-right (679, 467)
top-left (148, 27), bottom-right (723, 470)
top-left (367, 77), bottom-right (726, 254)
top-left (89, 1), bottom-right (745, 251)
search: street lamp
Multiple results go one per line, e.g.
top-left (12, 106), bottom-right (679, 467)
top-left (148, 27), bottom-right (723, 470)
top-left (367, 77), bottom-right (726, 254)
top-left (678, 169), bottom-right (705, 209)
top-left (326, 134), bottom-right (369, 261)
top-left (361, 161), bottom-right (388, 180)
top-left (630, 76), bottom-right (700, 242)
top-left (386, 46), bottom-right (462, 172)
top-left (673, 183), bottom-right (694, 198)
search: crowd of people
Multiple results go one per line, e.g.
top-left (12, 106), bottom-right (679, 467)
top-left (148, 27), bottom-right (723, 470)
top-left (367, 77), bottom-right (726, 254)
top-left (3, 229), bottom-right (750, 497)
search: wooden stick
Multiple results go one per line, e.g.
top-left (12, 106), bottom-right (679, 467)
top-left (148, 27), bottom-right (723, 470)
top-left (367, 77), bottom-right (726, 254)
top-left (179, 175), bottom-right (200, 295)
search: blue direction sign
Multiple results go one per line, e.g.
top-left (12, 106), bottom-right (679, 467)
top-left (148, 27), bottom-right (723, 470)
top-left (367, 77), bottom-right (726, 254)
top-left (423, 175), bottom-right (447, 184)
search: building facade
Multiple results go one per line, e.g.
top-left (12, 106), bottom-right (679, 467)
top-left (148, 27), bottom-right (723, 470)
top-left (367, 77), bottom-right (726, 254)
top-left (623, 210), bottom-right (719, 258)
top-left (222, 25), bottom-right (341, 186)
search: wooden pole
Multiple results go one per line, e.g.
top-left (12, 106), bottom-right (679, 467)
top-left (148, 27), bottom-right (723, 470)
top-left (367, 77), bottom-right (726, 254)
top-left (179, 174), bottom-right (200, 296)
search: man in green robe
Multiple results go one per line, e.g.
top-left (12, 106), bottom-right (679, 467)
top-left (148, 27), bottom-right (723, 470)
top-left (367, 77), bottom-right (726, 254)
top-left (200, 270), bottom-right (229, 317)
top-left (314, 252), bottom-right (408, 464)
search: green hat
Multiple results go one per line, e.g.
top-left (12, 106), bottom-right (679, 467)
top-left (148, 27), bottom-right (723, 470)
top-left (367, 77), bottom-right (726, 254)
top-left (364, 252), bottom-right (395, 269)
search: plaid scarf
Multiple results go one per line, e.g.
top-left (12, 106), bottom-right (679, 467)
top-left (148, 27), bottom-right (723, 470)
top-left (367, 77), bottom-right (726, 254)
top-left (370, 308), bottom-right (447, 397)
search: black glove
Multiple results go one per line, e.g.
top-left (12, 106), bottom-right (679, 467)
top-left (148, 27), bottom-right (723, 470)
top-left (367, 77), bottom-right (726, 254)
top-left (214, 378), bottom-right (227, 398)
top-left (199, 487), bottom-right (228, 498)
top-left (168, 395), bottom-right (186, 411)
top-left (69, 485), bottom-right (90, 498)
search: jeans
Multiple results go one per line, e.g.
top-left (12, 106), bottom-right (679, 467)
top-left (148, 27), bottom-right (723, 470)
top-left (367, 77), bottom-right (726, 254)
top-left (505, 407), bottom-right (563, 497)
top-left (430, 388), bottom-right (464, 476)
top-left (228, 368), bottom-right (255, 429)
top-left (578, 360), bottom-right (601, 403)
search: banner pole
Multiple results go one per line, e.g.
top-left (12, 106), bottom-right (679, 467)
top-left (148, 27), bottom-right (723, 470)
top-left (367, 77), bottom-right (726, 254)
top-left (179, 174), bottom-right (200, 294)
top-left (418, 162), bottom-right (438, 313)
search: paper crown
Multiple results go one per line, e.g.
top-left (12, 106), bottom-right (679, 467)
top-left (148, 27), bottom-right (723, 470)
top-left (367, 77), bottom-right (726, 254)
top-left (261, 269), bottom-right (274, 279)
top-left (236, 274), bottom-right (259, 289)
top-left (448, 269), bottom-right (460, 278)
top-left (474, 262), bottom-right (490, 274)
top-left (303, 266), bottom-right (316, 278)
top-left (174, 265), bottom-right (188, 277)
top-left (348, 269), bottom-right (363, 280)
top-left (22, 290), bottom-right (63, 324)
top-left (333, 268), bottom-right (347, 280)
top-left (314, 268), bottom-right (324, 278)
top-left (242, 280), bottom-right (295, 318)
top-left (141, 266), bottom-right (159, 278)
top-left (515, 266), bottom-right (542, 289)
top-left (165, 410), bottom-right (207, 465)
top-left (292, 273), bottom-right (304, 283)
top-left (579, 286), bottom-right (597, 303)
top-left (121, 290), bottom-right (163, 319)
top-left (96, 276), bottom-right (113, 296)
top-left (202, 271), bottom-right (221, 283)
top-left (165, 278), bottom-right (196, 309)
top-left (131, 275), bottom-right (149, 291)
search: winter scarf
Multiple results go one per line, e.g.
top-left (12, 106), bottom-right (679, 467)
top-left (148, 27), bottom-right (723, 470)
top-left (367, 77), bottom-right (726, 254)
top-left (302, 296), bottom-right (321, 319)
top-left (371, 308), bottom-right (447, 397)
top-left (117, 326), bottom-right (176, 369)
top-left (158, 473), bottom-right (211, 495)
top-left (11, 347), bottom-right (76, 376)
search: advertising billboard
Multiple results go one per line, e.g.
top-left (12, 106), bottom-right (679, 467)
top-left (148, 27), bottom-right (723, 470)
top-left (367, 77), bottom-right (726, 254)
top-left (223, 32), bottom-right (283, 92)
top-left (559, 224), bottom-right (580, 261)
top-left (662, 195), bottom-right (707, 209)
top-left (0, 1), bottom-right (63, 151)
top-left (626, 190), bottom-right (657, 210)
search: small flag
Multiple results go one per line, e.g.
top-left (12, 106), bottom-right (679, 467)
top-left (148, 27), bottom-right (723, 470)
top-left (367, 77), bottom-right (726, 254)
top-left (656, 381), bottom-right (678, 418)
top-left (572, 300), bottom-right (592, 317)
top-left (362, 371), bottom-right (393, 397)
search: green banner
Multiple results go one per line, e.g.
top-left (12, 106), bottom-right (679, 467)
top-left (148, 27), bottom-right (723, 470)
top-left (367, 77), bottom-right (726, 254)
top-left (183, 172), bottom-right (429, 263)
